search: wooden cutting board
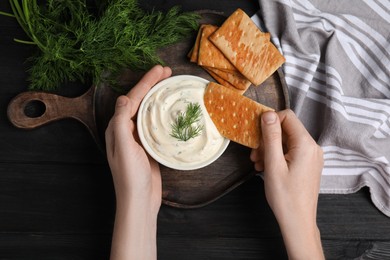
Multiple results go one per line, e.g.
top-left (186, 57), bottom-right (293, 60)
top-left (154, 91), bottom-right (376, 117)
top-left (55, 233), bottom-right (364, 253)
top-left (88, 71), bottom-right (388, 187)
top-left (114, 10), bottom-right (289, 208)
top-left (7, 10), bottom-right (289, 208)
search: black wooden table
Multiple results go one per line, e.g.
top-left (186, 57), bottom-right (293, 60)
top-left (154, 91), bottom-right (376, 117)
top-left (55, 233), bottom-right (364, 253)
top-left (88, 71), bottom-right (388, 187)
top-left (1, 1), bottom-right (389, 259)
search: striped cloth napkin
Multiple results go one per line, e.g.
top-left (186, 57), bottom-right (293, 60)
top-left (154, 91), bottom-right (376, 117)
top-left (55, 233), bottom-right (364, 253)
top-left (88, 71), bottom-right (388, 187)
top-left (252, 0), bottom-right (390, 217)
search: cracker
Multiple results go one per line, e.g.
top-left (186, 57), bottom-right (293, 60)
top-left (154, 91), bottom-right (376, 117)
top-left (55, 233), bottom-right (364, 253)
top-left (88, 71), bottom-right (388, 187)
top-left (204, 82), bottom-right (274, 148)
top-left (204, 67), bottom-right (245, 95)
top-left (188, 24), bottom-right (207, 63)
top-left (198, 25), bottom-right (236, 71)
top-left (206, 67), bottom-right (251, 91)
top-left (209, 8), bottom-right (285, 86)
top-left (259, 41), bottom-right (286, 81)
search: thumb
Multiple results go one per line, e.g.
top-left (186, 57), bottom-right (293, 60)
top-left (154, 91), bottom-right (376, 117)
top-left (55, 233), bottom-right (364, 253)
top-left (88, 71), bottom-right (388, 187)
top-left (261, 111), bottom-right (285, 173)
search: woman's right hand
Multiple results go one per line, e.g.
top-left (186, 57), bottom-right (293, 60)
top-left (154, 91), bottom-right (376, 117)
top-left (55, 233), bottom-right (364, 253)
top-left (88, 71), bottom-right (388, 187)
top-left (251, 109), bottom-right (325, 260)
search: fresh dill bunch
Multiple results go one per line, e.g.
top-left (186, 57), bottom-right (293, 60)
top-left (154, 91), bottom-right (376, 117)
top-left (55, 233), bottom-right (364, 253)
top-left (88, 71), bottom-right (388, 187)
top-left (1, 0), bottom-right (200, 91)
top-left (170, 102), bottom-right (204, 142)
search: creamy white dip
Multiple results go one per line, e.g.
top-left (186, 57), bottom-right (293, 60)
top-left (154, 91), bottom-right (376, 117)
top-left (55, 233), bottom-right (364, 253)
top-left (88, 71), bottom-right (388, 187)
top-left (138, 76), bottom-right (228, 170)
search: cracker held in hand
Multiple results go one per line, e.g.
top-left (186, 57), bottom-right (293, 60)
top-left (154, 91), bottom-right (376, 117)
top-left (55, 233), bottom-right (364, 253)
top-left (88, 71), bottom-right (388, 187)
top-left (204, 82), bottom-right (274, 148)
top-left (209, 8), bottom-right (285, 86)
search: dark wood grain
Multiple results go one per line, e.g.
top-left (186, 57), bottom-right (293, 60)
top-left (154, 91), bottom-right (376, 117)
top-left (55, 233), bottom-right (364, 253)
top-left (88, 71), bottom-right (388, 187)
top-left (0, 0), bottom-right (389, 259)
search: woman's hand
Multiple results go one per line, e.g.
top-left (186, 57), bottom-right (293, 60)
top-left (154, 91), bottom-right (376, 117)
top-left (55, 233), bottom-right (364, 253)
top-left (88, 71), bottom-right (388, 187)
top-left (251, 109), bottom-right (325, 260)
top-left (105, 65), bottom-right (172, 260)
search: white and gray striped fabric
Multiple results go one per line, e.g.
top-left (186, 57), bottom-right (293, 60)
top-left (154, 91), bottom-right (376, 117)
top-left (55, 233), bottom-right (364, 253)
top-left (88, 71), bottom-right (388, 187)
top-left (252, 0), bottom-right (390, 217)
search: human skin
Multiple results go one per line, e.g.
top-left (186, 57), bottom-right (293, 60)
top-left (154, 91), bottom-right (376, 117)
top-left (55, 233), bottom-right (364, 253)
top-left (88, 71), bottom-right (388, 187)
top-left (106, 65), bottom-right (324, 259)
top-left (105, 65), bottom-right (172, 260)
top-left (250, 110), bottom-right (325, 260)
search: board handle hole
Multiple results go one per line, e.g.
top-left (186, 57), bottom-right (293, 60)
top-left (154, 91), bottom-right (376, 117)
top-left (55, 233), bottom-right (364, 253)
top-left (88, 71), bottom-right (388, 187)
top-left (24, 100), bottom-right (46, 118)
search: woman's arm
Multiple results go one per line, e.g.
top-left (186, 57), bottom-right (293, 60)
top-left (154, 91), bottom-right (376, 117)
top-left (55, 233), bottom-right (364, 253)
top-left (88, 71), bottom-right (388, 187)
top-left (105, 65), bottom-right (172, 260)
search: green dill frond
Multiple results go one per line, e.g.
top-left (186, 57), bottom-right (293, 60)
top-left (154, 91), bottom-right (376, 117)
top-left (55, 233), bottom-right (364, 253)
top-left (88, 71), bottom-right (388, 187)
top-left (0, 10), bottom-right (15, 18)
top-left (170, 103), bottom-right (204, 142)
top-left (1, 0), bottom-right (200, 91)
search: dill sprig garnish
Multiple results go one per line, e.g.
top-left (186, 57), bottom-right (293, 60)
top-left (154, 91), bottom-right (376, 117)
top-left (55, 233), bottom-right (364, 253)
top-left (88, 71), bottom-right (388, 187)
top-left (0, 0), bottom-right (200, 91)
top-left (171, 102), bottom-right (204, 142)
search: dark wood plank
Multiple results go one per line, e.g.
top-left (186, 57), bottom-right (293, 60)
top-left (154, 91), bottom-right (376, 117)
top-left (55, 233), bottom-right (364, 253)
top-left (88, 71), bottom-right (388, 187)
top-left (157, 237), bottom-right (288, 260)
top-left (318, 188), bottom-right (390, 240)
top-left (0, 1), bottom-right (390, 259)
top-left (0, 163), bottom-right (115, 233)
top-left (0, 235), bottom-right (387, 260)
top-left (158, 239), bottom-right (390, 260)
top-left (359, 242), bottom-right (390, 260)
top-left (158, 178), bottom-right (390, 240)
top-left (0, 234), bottom-right (111, 259)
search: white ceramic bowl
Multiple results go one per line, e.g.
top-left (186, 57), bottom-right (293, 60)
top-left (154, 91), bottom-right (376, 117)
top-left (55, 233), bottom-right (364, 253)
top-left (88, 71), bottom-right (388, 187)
top-left (137, 75), bottom-right (229, 171)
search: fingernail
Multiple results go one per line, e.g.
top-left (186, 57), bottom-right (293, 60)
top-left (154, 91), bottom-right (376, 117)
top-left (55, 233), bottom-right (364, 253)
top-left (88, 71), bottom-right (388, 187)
top-left (262, 112), bottom-right (277, 125)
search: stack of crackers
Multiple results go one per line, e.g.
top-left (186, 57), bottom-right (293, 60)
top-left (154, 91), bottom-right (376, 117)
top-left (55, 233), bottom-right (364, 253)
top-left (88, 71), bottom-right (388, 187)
top-left (189, 8), bottom-right (285, 95)
top-left (189, 9), bottom-right (286, 149)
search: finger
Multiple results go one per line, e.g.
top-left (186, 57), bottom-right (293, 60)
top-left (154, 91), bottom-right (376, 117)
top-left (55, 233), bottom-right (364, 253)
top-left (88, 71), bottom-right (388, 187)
top-left (106, 97), bottom-right (127, 159)
top-left (250, 148), bottom-right (260, 162)
top-left (278, 109), bottom-right (314, 147)
top-left (261, 111), bottom-right (285, 173)
top-left (127, 65), bottom-right (171, 116)
top-left (109, 96), bottom-right (135, 155)
top-left (250, 147), bottom-right (264, 172)
top-left (127, 65), bottom-right (163, 106)
top-left (162, 66), bottom-right (172, 79)
top-left (254, 161), bottom-right (264, 172)
top-left (250, 146), bottom-right (264, 164)
top-left (105, 122), bottom-right (115, 159)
